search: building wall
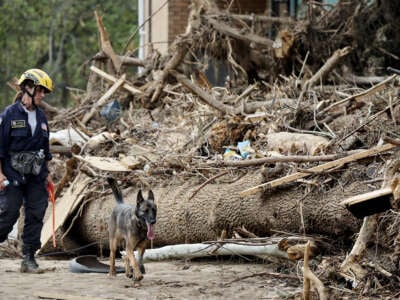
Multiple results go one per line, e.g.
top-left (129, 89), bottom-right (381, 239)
top-left (168, 0), bottom-right (191, 42)
top-left (144, 0), bottom-right (169, 56)
top-left (217, 0), bottom-right (267, 14)
top-left (140, 1), bottom-right (338, 60)
top-left (144, 0), bottom-right (269, 56)
top-left (167, 0), bottom-right (268, 45)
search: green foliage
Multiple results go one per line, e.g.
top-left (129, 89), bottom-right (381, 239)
top-left (0, 0), bottom-right (138, 109)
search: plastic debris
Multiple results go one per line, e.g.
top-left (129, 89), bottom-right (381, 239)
top-left (223, 148), bottom-right (242, 161)
top-left (237, 140), bottom-right (255, 159)
top-left (100, 99), bottom-right (121, 123)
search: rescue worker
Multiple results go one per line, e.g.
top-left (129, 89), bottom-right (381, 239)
top-left (0, 69), bottom-right (53, 273)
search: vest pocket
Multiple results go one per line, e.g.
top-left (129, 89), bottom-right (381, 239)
top-left (11, 128), bottom-right (28, 137)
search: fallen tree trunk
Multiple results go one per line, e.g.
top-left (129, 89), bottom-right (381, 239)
top-left (71, 170), bottom-right (365, 250)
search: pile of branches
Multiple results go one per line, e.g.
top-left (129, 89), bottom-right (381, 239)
top-left (32, 0), bottom-right (400, 298)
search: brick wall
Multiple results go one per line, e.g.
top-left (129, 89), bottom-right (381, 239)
top-left (215, 0), bottom-right (267, 14)
top-left (168, 0), bottom-right (268, 43)
top-left (168, 0), bottom-right (191, 42)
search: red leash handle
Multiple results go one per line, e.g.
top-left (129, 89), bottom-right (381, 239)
top-left (47, 181), bottom-right (56, 248)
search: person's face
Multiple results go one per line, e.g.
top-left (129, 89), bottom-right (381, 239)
top-left (26, 85), bottom-right (47, 105)
top-left (34, 86), bottom-right (47, 102)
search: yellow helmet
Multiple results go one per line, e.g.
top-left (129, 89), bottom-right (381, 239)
top-left (18, 68), bottom-right (53, 93)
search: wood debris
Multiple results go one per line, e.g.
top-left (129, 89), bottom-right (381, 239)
top-left (8, 1), bottom-right (398, 298)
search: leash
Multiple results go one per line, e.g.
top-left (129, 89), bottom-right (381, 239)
top-left (47, 181), bottom-right (56, 248)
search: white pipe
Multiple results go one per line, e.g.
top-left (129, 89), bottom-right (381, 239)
top-left (121, 243), bottom-right (289, 262)
top-left (138, 0), bottom-right (145, 72)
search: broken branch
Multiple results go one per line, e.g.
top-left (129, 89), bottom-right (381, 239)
top-left (81, 73), bottom-right (126, 125)
top-left (240, 143), bottom-right (398, 197)
top-left (90, 65), bottom-right (142, 94)
top-left (303, 241), bottom-right (327, 300)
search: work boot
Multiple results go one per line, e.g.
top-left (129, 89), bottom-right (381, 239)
top-left (20, 245), bottom-right (43, 274)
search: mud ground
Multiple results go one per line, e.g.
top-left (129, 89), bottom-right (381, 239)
top-left (0, 256), bottom-right (302, 300)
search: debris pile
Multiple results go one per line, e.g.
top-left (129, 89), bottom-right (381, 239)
top-left (9, 1), bottom-right (400, 298)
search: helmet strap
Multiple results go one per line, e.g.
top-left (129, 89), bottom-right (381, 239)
top-left (21, 85), bottom-right (37, 108)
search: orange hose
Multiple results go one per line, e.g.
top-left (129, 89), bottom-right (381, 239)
top-left (47, 181), bottom-right (56, 248)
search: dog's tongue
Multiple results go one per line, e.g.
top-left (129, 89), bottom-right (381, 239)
top-left (147, 223), bottom-right (155, 240)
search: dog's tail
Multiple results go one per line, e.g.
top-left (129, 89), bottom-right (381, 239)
top-left (107, 177), bottom-right (123, 203)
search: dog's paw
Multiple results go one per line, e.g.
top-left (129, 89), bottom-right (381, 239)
top-left (125, 266), bottom-right (134, 278)
top-left (139, 264), bottom-right (146, 274)
top-left (134, 273), bottom-right (144, 282)
top-left (108, 271), bottom-right (117, 277)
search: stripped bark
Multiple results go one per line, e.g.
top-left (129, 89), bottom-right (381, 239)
top-left (339, 215), bottom-right (376, 284)
top-left (94, 10), bottom-right (121, 73)
top-left (90, 66), bottom-right (142, 95)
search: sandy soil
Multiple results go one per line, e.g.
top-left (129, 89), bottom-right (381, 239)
top-left (0, 256), bottom-right (302, 300)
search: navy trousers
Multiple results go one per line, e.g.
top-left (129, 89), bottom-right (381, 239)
top-left (0, 181), bottom-right (48, 251)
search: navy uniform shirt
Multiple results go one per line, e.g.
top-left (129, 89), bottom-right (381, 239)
top-left (0, 100), bottom-right (52, 183)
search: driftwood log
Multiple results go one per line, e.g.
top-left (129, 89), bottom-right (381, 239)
top-left (71, 170), bottom-right (366, 250)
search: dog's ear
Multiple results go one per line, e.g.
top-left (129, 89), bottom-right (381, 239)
top-left (148, 190), bottom-right (155, 202)
top-left (137, 189), bottom-right (144, 204)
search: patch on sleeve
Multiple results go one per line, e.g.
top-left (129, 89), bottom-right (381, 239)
top-left (11, 120), bottom-right (26, 128)
top-left (41, 123), bottom-right (48, 131)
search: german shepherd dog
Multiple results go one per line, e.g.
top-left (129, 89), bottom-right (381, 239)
top-left (107, 177), bottom-right (157, 283)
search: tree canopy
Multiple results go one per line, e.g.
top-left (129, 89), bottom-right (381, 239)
top-left (0, 0), bottom-right (138, 109)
